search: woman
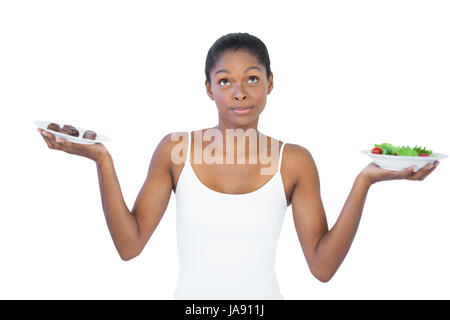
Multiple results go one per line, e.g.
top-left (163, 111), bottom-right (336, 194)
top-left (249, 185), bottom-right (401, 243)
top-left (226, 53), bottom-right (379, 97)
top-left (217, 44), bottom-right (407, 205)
top-left (37, 32), bottom-right (439, 299)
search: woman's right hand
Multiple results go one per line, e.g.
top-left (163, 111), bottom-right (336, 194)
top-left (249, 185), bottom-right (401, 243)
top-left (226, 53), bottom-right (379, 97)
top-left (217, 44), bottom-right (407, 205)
top-left (37, 128), bottom-right (109, 164)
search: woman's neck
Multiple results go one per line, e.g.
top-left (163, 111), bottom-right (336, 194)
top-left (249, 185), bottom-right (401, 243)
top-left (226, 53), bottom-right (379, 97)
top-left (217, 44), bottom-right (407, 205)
top-left (198, 125), bottom-right (269, 159)
top-left (212, 120), bottom-right (260, 139)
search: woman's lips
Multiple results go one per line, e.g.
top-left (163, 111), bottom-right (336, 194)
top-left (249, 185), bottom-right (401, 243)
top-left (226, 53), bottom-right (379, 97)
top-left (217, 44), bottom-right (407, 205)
top-left (231, 106), bottom-right (253, 115)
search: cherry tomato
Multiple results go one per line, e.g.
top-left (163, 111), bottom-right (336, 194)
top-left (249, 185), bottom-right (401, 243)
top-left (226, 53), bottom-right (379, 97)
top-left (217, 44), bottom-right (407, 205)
top-left (419, 153), bottom-right (429, 157)
top-left (371, 147), bottom-right (383, 154)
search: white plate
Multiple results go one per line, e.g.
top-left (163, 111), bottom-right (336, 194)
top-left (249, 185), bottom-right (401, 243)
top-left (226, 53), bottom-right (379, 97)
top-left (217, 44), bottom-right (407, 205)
top-left (34, 120), bottom-right (111, 145)
top-left (361, 150), bottom-right (447, 172)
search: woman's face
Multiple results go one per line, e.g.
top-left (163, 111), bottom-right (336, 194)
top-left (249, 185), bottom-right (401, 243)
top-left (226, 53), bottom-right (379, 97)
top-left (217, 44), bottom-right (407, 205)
top-left (205, 50), bottom-right (273, 128)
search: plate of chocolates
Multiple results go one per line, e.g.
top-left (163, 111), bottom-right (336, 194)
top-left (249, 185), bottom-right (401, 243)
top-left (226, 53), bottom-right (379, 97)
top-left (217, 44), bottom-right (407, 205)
top-left (34, 120), bottom-right (111, 145)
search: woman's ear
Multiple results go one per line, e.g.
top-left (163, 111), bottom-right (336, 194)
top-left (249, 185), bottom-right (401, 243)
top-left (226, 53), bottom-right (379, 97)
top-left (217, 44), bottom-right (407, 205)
top-left (205, 79), bottom-right (215, 100)
top-left (267, 73), bottom-right (274, 94)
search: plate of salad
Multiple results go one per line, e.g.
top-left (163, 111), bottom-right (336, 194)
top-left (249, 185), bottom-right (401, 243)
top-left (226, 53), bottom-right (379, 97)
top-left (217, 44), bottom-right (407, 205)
top-left (361, 143), bottom-right (447, 172)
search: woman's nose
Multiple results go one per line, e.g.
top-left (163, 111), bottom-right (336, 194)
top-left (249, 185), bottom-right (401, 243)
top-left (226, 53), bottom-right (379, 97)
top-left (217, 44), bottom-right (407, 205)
top-left (233, 94), bottom-right (247, 101)
top-left (233, 86), bottom-right (247, 101)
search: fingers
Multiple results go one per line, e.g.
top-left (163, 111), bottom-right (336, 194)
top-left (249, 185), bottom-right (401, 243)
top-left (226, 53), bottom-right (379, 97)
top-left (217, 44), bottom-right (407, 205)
top-left (397, 165), bottom-right (417, 179)
top-left (415, 161), bottom-right (439, 181)
top-left (38, 128), bottom-right (68, 151)
top-left (39, 130), bottom-right (54, 149)
top-left (406, 161), bottom-right (439, 181)
top-left (38, 129), bottom-right (58, 149)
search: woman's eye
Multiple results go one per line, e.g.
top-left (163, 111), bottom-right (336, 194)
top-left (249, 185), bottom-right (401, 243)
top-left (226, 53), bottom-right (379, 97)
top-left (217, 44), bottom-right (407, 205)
top-left (218, 76), bottom-right (258, 86)
top-left (248, 76), bottom-right (259, 84)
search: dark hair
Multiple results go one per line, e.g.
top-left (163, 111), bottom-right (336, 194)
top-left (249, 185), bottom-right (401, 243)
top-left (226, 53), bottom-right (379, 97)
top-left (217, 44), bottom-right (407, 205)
top-left (205, 32), bottom-right (272, 84)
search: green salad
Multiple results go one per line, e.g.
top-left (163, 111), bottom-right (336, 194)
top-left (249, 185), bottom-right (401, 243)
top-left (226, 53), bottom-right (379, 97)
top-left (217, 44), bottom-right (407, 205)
top-left (372, 143), bottom-right (433, 157)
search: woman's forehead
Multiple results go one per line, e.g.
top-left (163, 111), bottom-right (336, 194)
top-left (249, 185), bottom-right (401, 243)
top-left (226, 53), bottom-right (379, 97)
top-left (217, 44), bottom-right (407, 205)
top-left (214, 50), bottom-right (263, 72)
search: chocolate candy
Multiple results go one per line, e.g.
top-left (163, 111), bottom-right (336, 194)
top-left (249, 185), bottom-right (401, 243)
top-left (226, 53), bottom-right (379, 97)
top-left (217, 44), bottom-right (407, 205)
top-left (47, 122), bottom-right (98, 140)
top-left (83, 130), bottom-right (97, 140)
top-left (61, 124), bottom-right (79, 137)
top-left (59, 128), bottom-right (72, 135)
top-left (47, 123), bottom-right (60, 132)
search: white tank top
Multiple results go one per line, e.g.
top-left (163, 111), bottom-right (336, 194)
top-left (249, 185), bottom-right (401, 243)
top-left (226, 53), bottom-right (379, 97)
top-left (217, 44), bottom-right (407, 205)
top-left (174, 132), bottom-right (288, 299)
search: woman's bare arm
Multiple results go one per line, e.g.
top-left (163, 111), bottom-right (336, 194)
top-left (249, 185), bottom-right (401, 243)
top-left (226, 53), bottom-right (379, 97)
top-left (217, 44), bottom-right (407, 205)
top-left (288, 144), bottom-right (439, 282)
top-left (96, 133), bottom-right (177, 260)
top-left (38, 128), bottom-right (179, 261)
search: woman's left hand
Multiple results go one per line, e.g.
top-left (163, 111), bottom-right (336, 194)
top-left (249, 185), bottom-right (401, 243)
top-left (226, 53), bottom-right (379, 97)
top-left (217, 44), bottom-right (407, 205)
top-left (360, 161), bottom-right (440, 186)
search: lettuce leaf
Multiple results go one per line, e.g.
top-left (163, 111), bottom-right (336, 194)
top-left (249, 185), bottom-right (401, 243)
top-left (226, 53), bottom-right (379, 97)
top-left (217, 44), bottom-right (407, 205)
top-left (374, 143), bottom-right (432, 156)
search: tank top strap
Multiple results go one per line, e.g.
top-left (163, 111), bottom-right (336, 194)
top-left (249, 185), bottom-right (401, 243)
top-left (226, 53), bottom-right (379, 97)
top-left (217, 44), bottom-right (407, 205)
top-left (278, 141), bottom-right (286, 173)
top-left (186, 131), bottom-right (191, 164)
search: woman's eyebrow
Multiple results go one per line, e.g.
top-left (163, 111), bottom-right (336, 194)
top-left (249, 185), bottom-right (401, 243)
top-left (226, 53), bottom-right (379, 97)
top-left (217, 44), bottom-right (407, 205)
top-left (215, 66), bottom-right (262, 75)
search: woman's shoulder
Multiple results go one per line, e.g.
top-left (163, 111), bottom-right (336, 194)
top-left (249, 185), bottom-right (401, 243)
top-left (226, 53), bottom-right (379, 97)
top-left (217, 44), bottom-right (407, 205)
top-left (282, 143), bottom-right (316, 177)
top-left (155, 131), bottom-right (188, 151)
top-left (151, 131), bottom-right (190, 171)
top-left (283, 142), bottom-right (311, 157)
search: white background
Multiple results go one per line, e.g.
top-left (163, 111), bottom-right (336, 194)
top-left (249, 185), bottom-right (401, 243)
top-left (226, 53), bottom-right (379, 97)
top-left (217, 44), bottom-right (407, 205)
top-left (0, 0), bottom-right (449, 299)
